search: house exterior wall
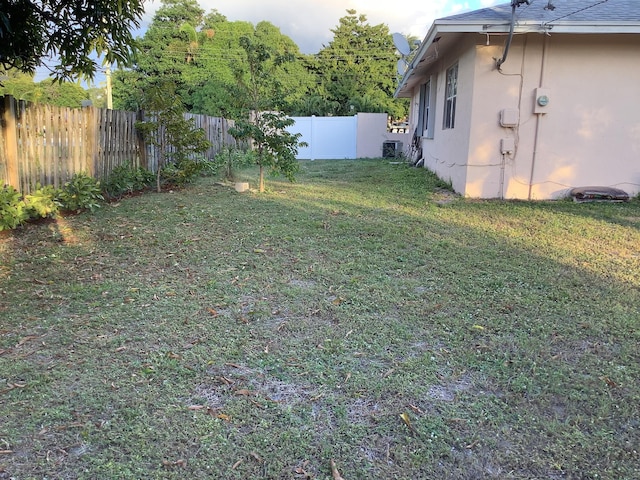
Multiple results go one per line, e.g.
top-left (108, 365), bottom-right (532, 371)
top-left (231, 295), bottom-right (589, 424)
top-left (356, 112), bottom-right (409, 158)
top-left (417, 36), bottom-right (478, 194)
top-left (412, 32), bottom-right (640, 199)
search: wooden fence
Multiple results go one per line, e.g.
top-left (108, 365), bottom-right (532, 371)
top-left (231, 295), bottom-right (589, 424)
top-left (0, 95), bottom-right (236, 194)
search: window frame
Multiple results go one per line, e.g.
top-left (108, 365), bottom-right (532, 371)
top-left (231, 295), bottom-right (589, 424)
top-left (443, 63), bottom-right (458, 130)
top-left (417, 81), bottom-right (429, 137)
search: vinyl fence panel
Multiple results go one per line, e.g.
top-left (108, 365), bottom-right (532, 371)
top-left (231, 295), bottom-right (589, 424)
top-left (288, 116), bottom-right (357, 160)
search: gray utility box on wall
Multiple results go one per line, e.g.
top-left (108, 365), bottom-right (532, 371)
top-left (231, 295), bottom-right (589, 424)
top-left (383, 140), bottom-right (403, 158)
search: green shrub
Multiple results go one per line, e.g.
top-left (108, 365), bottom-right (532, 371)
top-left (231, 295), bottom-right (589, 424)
top-left (58, 173), bottom-right (104, 212)
top-left (24, 184), bottom-right (62, 219)
top-left (0, 185), bottom-right (29, 231)
top-left (103, 162), bottom-right (154, 199)
top-left (212, 147), bottom-right (255, 181)
top-left (160, 157), bottom-right (209, 187)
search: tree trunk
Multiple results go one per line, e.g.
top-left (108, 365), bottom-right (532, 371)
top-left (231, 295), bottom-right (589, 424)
top-left (259, 165), bottom-right (265, 193)
top-left (156, 149), bottom-right (164, 193)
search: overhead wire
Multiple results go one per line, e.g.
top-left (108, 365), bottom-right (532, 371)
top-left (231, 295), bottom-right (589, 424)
top-left (544, 0), bottom-right (609, 24)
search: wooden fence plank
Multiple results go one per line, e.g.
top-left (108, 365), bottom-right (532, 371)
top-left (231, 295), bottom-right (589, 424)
top-left (0, 95), bottom-right (237, 193)
top-left (1, 95), bottom-right (20, 189)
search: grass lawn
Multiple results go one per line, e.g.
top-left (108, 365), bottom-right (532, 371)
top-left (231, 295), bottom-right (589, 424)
top-left (1, 159), bottom-right (639, 479)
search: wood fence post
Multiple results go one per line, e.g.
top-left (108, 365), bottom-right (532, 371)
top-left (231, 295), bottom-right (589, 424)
top-left (1, 95), bottom-right (20, 189)
top-left (136, 109), bottom-right (147, 170)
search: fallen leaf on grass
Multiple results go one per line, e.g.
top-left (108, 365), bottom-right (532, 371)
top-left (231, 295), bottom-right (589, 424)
top-left (232, 459), bottom-right (243, 469)
top-left (188, 405), bottom-right (206, 410)
top-left (294, 460), bottom-right (312, 477)
top-left (0, 383), bottom-right (27, 395)
top-left (250, 452), bottom-right (263, 463)
top-left (115, 346), bottom-right (127, 352)
top-left (166, 352), bottom-right (181, 359)
top-left (183, 338), bottom-right (201, 349)
top-left (218, 376), bottom-right (234, 385)
top-left (16, 335), bottom-right (39, 347)
top-left (207, 307), bottom-right (218, 317)
top-left (162, 458), bottom-right (186, 468)
top-left (471, 324), bottom-right (485, 330)
top-left (330, 459), bottom-right (345, 480)
top-left (400, 412), bottom-right (418, 435)
top-left (602, 376), bottom-right (618, 388)
top-left (235, 389), bottom-right (254, 396)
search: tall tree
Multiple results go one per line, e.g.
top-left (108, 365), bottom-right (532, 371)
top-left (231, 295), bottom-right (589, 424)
top-left (186, 13), bottom-right (256, 117)
top-left (185, 16), bottom-right (314, 118)
top-left (0, 70), bottom-right (89, 107)
top-left (113, 0), bottom-right (206, 111)
top-left (315, 10), bottom-right (403, 117)
top-left (113, 0), bottom-right (315, 118)
top-left (0, 0), bottom-right (144, 81)
top-left (230, 34), bottom-right (305, 192)
top-left (0, 71), bottom-right (41, 101)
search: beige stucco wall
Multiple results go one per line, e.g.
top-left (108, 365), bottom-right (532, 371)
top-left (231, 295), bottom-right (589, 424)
top-left (356, 112), bottom-right (409, 158)
top-left (413, 32), bottom-right (640, 199)
top-left (417, 36), bottom-right (477, 193)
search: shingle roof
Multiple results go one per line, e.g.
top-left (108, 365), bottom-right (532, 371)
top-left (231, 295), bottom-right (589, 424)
top-left (396, 0), bottom-right (640, 98)
top-left (439, 0), bottom-right (640, 25)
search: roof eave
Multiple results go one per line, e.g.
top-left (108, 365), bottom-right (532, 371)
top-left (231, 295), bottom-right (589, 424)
top-left (394, 19), bottom-right (640, 98)
top-left (394, 22), bottom-right (443, 98)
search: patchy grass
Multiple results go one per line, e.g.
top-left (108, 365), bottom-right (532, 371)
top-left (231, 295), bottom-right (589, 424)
top-left (1, 159), bottom-right (639, 479)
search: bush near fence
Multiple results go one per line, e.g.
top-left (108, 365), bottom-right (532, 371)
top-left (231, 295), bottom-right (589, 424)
top-left (0, 95), bottom-right (237, 194)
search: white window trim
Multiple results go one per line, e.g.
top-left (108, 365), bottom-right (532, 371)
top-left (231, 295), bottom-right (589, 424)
top-left (443, 63), bottom-right (458, 130)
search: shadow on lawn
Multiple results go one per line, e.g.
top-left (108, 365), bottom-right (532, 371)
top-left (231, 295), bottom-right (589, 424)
top-left (1, 162), bottom-right (639, 479)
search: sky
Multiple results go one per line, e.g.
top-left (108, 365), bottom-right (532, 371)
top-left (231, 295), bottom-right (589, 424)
top-left (142, 0), bottom-right (501, 54)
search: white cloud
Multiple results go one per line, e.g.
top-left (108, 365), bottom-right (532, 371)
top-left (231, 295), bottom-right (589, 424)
top-left (141, 0), bottom-right (502, 54)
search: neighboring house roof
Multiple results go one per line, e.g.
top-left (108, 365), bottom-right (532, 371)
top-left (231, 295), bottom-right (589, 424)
top-left (396, 0), bottom-right (640, 97)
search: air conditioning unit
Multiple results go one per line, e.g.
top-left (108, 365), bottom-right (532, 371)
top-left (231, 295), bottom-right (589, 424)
top-left (383, 140), bottom-right (403, 158)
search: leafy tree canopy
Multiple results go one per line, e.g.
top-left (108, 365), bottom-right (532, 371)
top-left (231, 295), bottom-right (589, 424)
top-left (315, 9), bottom-right (406, 118)
top-left (0, 0), bottom-right (145, 81)
top-left (113, 0), bottom-right (315, 119)
top-left (0, 70), bottom-right (89, 108)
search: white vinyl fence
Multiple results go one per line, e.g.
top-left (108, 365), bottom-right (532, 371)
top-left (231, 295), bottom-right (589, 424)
top-left (288, 116), bottom-right (357, 160)
top-left (287, 113), bottom-right (409, 160)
